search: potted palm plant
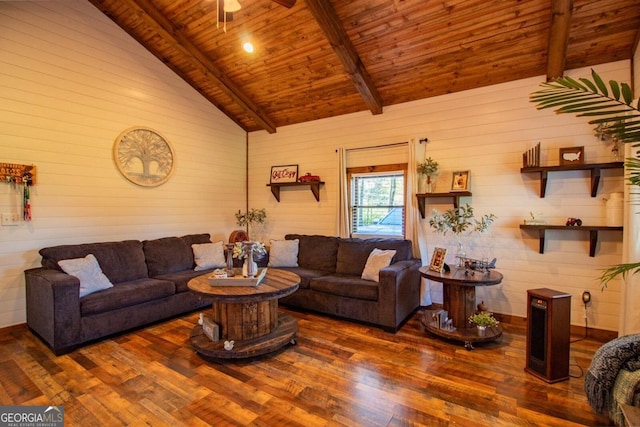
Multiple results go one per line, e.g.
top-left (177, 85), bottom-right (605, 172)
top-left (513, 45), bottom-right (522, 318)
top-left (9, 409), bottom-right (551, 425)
top-left (529, 69), bottom-right (640, 288)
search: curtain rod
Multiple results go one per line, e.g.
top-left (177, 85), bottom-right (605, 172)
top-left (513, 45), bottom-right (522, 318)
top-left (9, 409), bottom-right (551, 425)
top-left (343, 141), bottom-right (408, 153)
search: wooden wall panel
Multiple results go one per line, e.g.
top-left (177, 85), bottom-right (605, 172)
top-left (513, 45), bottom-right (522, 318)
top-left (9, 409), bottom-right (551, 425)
top-left (249, 60), bottom-right (630, 332)
top-left (0, 1), bottom-right (246, 327)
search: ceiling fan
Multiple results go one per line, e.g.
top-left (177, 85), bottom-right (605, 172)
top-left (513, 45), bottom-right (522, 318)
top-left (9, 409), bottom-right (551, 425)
top-left (218, 0), bottom-right (296, 24)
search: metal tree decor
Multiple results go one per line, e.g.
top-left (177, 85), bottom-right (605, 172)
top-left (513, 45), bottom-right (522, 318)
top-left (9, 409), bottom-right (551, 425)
top-left (529, 69), bottom-right (640, 288)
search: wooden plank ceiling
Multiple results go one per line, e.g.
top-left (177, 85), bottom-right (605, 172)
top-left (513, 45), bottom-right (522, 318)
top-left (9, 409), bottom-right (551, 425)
top-left (88, 0), bottom-right (640, 134)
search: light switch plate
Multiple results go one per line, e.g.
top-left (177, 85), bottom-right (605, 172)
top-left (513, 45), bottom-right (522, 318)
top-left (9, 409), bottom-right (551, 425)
top-left (1, 213), bottom-right (20, 226)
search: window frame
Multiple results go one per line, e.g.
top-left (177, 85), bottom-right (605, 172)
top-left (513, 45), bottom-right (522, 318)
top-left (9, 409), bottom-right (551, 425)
top-left (347, 163), bottom-right (408, 238)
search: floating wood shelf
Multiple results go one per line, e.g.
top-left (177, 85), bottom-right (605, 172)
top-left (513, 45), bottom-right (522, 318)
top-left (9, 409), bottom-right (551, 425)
top-left (415, 191), bottom-right (472, 218)
top-left (519, 224), bottom-right (623, 257)
top-left (267, 181), bottom-right (325, 202)
top-left (520, 161), bottom-right (623, 198)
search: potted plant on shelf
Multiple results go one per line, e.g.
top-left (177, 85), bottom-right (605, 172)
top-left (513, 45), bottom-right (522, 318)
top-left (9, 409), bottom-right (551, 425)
top-left (416, 157), bottom-right (439, 193)
top-left (429, 204), bottom-right (496, 266)
top-left (529, 70), bottom-right (640, 289)
top-left (469, 312), bottom-right (499, 336)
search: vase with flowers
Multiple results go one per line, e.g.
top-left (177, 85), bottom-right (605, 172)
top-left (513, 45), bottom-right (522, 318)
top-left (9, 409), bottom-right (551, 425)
top-left (231, 208), bottom-right (267, 243)
top-left (416, 157), bottom-right (439, 193)
top-left (429, 204), bottom-right (496, 267)
top-left (233, 241), bottom-right (266, 277)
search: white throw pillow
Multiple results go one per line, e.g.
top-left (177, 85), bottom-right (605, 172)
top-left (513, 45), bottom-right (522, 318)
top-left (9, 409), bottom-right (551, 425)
top-left (58, 254), bottom-right (114, 298)
top-left (192, 241), bottom-right (226, 271)
top-left (268, 239), bottom-right (299, 267)
top-left (361, 248), bottom-right (397, 282)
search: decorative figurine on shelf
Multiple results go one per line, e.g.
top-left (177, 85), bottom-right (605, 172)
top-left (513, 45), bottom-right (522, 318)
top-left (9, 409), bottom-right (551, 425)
top-left (299, 173), bottom-right (321, 182)
top-left (566, 217), bottom-right (583, 226)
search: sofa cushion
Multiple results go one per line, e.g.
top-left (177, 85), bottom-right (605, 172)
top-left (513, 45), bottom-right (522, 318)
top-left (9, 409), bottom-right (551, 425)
top-left (143, 237), bottom-right (193, 276)
top-left (274, 267), bottom-right (327, 290)
top-left (40, 240), bottom-right (148, 284)
top-left (192, 241), bottom-right (226, 271)
top-left (335, 238), bottom-right (412, 276)
top-left (58, 254), bottom-right (114, 297)
top-left (155, 269), bottom-right (214, 293)
top-left (310, 275), bottom-right (379, 301)
top-left (181, 233), bottom-right (212, 248)
top-left (268, 239), bottom-right (299, 267)
top-left (285, 234), bottom-right (339, 272)
top-left (80, 278), bottom-right (175, 316)
top-left (361, 249), bottom-right (397, 282)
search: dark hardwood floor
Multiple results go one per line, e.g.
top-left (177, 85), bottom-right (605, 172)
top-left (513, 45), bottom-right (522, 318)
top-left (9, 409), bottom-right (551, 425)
top-left (0, 308), bottom-right (612, 426)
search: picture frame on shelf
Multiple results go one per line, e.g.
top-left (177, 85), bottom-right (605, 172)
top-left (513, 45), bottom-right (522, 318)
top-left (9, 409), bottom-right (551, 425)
top-left (270, 164), bottom-right (298, 183)
top-left (429, 247), bottom-right (448, 272)
top-left (559, 146), bottom-right (584, 166)
top-left (451, 170), bottom-right (470, 192)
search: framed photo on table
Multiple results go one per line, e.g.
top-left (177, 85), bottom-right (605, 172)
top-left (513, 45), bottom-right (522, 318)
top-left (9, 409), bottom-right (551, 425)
top-left (270, 164), bottom-right (298, 183)
top-left (429, 247), bottom-right (448, 272)
top-left (451, 170), bottom-right (470, 191)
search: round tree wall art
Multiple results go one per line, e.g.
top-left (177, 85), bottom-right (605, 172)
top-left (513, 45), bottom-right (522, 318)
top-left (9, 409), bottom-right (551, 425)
top-left (113, 127), bottom-right (175, 187)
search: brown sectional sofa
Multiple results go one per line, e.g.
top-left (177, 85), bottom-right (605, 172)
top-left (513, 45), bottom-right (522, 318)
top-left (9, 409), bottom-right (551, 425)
top-left (25, 232), bottom-right (422, 355)
top-left (24, 233), bottom-right (214, 355)
top-left (276, 234), bottom-right (422, 332)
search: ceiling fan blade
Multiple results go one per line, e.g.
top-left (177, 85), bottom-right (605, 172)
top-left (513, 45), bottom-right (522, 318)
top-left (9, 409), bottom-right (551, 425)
top-left (272, 0), bottom-right (296, 8)
top-left (218, 0), bottom-right (234, 22)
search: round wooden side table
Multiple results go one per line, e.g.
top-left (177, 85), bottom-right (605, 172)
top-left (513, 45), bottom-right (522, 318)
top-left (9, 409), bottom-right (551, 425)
top-left (419, 266), bottom-right (503, 350)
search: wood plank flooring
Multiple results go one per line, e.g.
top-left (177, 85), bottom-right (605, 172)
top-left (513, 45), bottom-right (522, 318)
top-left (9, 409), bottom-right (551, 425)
top-left (0, 308), bottom-right (613, 426)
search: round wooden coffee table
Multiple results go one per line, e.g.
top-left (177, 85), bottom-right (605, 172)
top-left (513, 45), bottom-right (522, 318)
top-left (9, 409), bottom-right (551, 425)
top-left (188, 268), bottom-right (300, 359)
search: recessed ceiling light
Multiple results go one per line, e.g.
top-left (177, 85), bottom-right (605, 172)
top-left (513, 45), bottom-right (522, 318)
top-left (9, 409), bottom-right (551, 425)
top-left (243, 42), bottom-right (254, 53)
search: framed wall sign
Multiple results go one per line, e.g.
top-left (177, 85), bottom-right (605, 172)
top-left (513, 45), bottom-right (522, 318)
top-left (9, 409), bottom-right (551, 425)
top-left (559, 146), bottom-right (584, 165)
top-left (270, 164), bottom-right (298, 183)
top-left (429, 247), bottom-right (448, 272)
top-left (451, 170), bottom-right (470, 192)
top-left (113, 127), bottom-right (175, 187)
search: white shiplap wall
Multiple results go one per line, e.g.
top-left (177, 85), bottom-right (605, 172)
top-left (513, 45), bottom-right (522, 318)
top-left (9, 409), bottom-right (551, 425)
top-left (249, 60), bottom-right (631, 332)
top-left (0, 2), bottom-right (246, 327)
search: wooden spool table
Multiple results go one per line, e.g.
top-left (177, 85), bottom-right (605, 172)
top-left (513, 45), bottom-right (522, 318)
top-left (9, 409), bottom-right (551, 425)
top-left (419, 266), bottom-right (503, 350)
top-left (188, 269), bottom-right (300, 359)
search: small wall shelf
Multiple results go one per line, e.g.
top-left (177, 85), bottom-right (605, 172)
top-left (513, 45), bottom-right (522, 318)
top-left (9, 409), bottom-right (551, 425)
top-left (267, 181), bottom-right (325, 202)
top-left (415, 191), bottom-right (472, 218)
top-left (520, 161), bottom-right (623, 198)
top-left (519, 224), bottom-right (623, 257)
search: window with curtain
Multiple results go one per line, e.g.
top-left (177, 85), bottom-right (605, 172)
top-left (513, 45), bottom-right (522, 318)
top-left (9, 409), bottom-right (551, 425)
top-left (348, 164), bottom-right (406, 237)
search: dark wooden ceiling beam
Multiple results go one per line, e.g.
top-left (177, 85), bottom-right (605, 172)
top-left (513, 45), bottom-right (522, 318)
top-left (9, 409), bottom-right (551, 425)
top-left (272, 0), bottom-right (297, 8)
top-left (88, 0), bottom-right (277, 134)
top-left (305, 0), bottom-right (383, 115)
top-left (546, 0), bottom-right (574, 81)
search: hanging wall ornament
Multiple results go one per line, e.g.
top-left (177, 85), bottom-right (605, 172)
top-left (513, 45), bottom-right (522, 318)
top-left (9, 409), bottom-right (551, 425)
top-left (113, 127), bottom-right (175, 187)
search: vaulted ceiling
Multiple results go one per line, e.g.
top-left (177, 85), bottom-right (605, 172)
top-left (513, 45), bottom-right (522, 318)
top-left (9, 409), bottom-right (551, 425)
top-left (88, 0), bottom-right (640, 134)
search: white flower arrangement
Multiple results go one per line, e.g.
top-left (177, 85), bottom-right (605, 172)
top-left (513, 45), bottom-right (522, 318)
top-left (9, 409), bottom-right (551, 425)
top-left (232, 241), bottom-right (266, 260)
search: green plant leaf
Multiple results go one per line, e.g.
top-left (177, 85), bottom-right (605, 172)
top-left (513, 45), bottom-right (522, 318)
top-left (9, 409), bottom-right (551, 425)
top-left (610, 80), bottom-right (620, 101)
top-left (621, 83), bottom-right (633, 105)
top-left (562, 76), bottom-right (588, 90)
top-left (592, 69), bottom-right (609, 96)
top-left (579, 78), bottom-right (598, 93)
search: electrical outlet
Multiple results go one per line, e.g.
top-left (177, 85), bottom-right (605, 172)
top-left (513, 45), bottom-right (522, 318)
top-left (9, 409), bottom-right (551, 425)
top-left (1, 213), bottom-right (21, 226)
